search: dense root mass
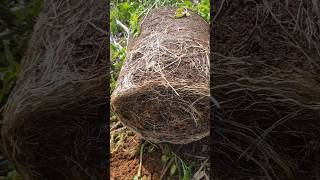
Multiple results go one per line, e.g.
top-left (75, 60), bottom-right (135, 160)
top-left (111, 7), bottom-right (210, 144)
top-left (0, 0), bottom-right (108, 179)
top-left (212, 0), bottom-right (320, 179)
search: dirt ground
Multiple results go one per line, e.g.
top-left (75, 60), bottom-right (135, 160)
top-left (110, 134), bottom-right (162, 180)
top-left (110, 132), bottom-right (209, 180)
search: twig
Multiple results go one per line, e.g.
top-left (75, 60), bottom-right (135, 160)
top-left (116, 19), bottom-right (129, 36)
top-left (116, 19), bottom-right (130, 49)
top-left (110, 36), bottom-right (123, 50)
top-left (137, 143), bottom-right (145, 178)
top-left (160, 156), bottom-right (175, 180)
top-left (110, 127), bottom-right (127, 134)
top-left (110, 121), bottom-right (122, 131)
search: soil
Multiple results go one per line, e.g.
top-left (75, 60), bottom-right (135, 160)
top-left (110, 132), bottom-right (209, 180)
top-left (110, 133), bottom-right (164, 180)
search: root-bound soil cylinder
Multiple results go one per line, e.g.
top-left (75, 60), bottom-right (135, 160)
top-left (212, 1), bottom-right (320, 179)
top-left (111, 7), bottom-right (210, 144)
top-left (1, 0), bottom-right (107, 180)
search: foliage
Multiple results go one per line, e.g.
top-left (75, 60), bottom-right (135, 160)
top-left (0, 0), bottom-right (43, 179)
top-left (0, 0), bottom-right (43, 109)
top-left (160, 144), bottom-right (193, 180)
top-left (1, 170), bottom-right (22, 180)
top-left (173, 7), bottom-right (191, 18)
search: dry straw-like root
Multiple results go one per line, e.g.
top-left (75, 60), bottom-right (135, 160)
top-left (111, 7), bottom-right (210, 144)
top-left (212, 0), bottom-right (320, 179)
top-left (1, 0), bottom-right (108, 179)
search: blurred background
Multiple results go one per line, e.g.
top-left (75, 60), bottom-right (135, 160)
top-left (0, 0), bottom-right (42, 179)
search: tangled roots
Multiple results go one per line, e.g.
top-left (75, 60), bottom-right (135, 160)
top-left (212, 0), bottom-right (320, 179)
top-left (111, 7), bottom-right (210, 144)
top-left (1, 0), bottom-right (108, 179)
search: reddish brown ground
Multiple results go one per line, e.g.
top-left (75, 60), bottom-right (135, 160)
top-left (110, 132), bottom-right (209, 180)
top-left (110, 134), bottom-right (163, 180)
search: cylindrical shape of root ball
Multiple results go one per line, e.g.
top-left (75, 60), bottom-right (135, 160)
top-left (111, 7), bottom-right (210, 144)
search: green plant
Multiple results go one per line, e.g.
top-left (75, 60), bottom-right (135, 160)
top-left (0, 0), bottom-right (43, 109)
top-left (110, 130), bottom-right (127, 153)
top-left (3, 170), bottom-right (22, 180)
top-left (0, 0), bottom-right (43, 178)
top-left (160, 144), bottom-right (193, 180)
top-left (134, 142), bottom-right (146, 180)
top-left (0, 41), bottom-right (21, 105)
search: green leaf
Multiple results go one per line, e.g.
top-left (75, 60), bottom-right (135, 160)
top-left (130, 13), bottom-right (140, 37)
top-left (161, 155), bottom-right (168, 162)
top-left (197, 0), bottom-right (210, 22)
top-left (2, 41), bottom-right (20, 70)
top-left (174, 7), bottom-right (185, 18)
top-left (184, 1), bottom-right (193, 8)
top-left (164, 144), bottom-right (170, 155)
top-left (180, 159), bottom-right (192, 180)
top-left (170, 164), bottom-right (177, 175)
top-left (147, 145), bottom-right (155, 152)
top-left (12, 7), bottom-right (29, 21)
top-left (5, 170), bottom-right (22, 180)
top-left (29, 0), bottom-right (43, 17)
top-left (133, 175), bottom-right (139, 180)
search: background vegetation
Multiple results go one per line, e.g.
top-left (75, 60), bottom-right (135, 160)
top-left (0, 0), bottom-right (42, 179)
